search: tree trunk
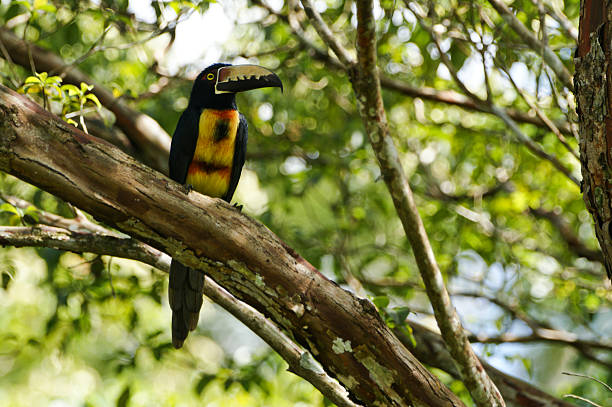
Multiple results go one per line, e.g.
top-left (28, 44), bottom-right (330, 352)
top-left (575, 0), bottom-right (612, 278)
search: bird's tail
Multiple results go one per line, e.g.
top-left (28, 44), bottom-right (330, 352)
top-left (168, 259), bottom-right (205, 348)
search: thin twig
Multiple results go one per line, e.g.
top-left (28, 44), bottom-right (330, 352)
top-left (252, 0), bottom-right (573, 134)
top-left (487, 0), bottom-right (574, 91)
top-left (0, 36), bottom-right (20, 87)
top-left (562, 394), bottom-right (603, 407)
top-left (562, 372), bottom-right (612, 393)
top-left (410, 3), bottom-right (580, 186)
top-left (298, 0), bottom-right (354, 66)
top-left (497, 61), bottom-right (579, 159)
top-left (534, 0), bottom-right (578, 42)
top-left (529, 207), bottom-right (603, 262)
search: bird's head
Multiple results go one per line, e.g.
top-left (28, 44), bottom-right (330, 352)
top-left (189, 63), bottom-right (283, 109)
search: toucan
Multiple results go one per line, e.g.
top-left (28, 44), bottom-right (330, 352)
top-left (168, 63), bottom-right (282, 348)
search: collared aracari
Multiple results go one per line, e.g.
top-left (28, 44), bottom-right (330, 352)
top-left (168, 63), bottom-right (282, 348)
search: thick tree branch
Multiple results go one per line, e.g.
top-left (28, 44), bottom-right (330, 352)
top-left (0, 28), bottom-right (170, 173)
top-left (0, 85), bottom-right (465, 406)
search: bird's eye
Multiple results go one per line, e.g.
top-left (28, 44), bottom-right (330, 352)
top-left (206, 73), bottom-right (215, 80)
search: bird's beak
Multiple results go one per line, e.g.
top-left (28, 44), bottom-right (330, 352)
top-left (215, 65), bottom-right (283, 94)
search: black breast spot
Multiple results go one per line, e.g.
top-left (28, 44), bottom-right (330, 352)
top-left (213, 119), bottom-right (230, 142)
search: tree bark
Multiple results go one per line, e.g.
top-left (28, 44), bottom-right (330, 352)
top-left (575, 0), bottom-right (612, 278)
top-left (350, 0), bottom-right (505, 405)
top-left (0, 28), bottom-right (170, 173)
top-left (0, 84), bottom-right (466, 406)
top-left (0, 221), bottom-right (579, 407)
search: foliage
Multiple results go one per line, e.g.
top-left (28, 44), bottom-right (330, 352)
top-left (18, 72), bottom-right (101, 130)
top-left (0, 0), bottom-right (610, 405)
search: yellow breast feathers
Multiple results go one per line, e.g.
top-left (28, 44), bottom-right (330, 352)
top-left (186, 109), bottom-right (239, 198)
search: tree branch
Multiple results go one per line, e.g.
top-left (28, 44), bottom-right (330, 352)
top-left (0, 220), bottom-right (583, 406)
top-left (251, 0), bottom-right (573, 135)
top-left (298, 0), bottom-right (354, 66)
top-left (400, 321), bottom-right (578, 407)
top-left (0, 28), bottom-right (170, 173)
top-left (0, 225), bottom-right (169, 270)
top-left (0, 224), bottom-right (361, 407)
top-left (575, 0), bottom-right (612, 279)
top-left (468, 331), bottom-right (612, 353)
top-left (529, 207), bottom-right (603, 262)
top-left (296, 0), bottom-right (504, 404)
top-left (409, 5), bottom-right (579, 187)
top-left (379, 76), bottom-right (573, 135)
top-left (497, 61), bottom-right (579, 160)
top-left (0, 84), bottom-right (465, 406)
top-left (536, 1), bottom-right (578, 42)
top-left (487, 0), bottom-right (574, 91)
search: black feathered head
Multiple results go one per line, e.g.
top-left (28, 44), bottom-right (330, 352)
top-left (189, 63), bottom-right (282, 109)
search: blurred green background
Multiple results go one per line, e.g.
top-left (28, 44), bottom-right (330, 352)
top-left (0, 0), bottom-right (610, 405)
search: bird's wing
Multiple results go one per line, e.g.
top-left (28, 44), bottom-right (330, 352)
top-left (169, 107), bottom-right (200, 184)
top-left (223, 113), bottom-right (248, 203)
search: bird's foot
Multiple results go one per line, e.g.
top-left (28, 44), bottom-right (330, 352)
top-left (233, 203), bottom-right (243, 212)
top-left (184, 184), bottom-right (194, 194)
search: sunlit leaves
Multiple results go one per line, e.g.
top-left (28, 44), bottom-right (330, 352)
top-left (18, 73), bottom-right (101, 131)
top-left (18, 72), bottom-right (62, 99)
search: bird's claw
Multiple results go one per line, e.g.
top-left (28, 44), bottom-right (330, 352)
top-left (233, 203), bottom-right (243, 212)
top-left (185, 184), bottom-right (194, 194)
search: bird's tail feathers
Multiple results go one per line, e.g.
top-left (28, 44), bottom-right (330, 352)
top-left (169, 259), bottom-right (204, 348)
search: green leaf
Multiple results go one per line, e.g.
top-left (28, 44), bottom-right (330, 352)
top-left (116, 385), bottom-right (131, 407)
top-left (521, 357), bottom-right (532, 378)
top-left (15, 1), bottom-right (32, 11)
top-left (38, 4), bottom-right (57, 13)
top-left (61, 84), bottom-right (80, 96)
top-left (389, 306), bottom-right (411, 325)
top-left (85, 93), bottom-right (102, 109)
top-left (372, 295), bottom-right (390, 309)
top-left (0, 203), bottom-right (19, 216)
top-left (80, 82), bottom-right (94, 93)
top-left (401, 324), bottom-right (417, 348)
top-left (33, 0), bottom-right (47, 9)
top-left (44, 75), bottom-right (63, 85)
top-left (169, 1), bottom-right (181, 14)
top-left (195, 373), bottom-right (217, 395)
top-left (24, 75), bottom-right (43, 84)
